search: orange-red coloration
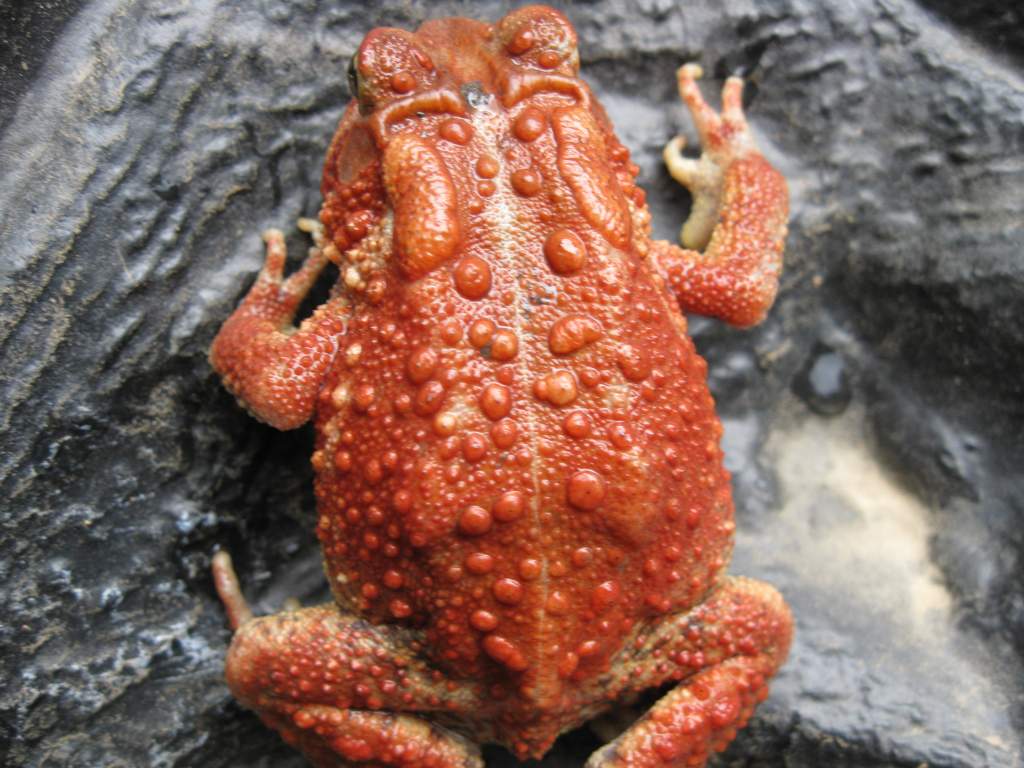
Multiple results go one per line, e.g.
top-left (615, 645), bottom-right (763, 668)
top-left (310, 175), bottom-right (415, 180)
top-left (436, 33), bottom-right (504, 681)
top-left (484, 634), bottom-right (529, 671)
top-left (510, 168), bottom-right (543, 197)
top-left (476, 155), bottom-right (499, 178)
top-left (465, 552), bottom-right (495, 575)
top-left (567, 469), bottom-right (606, 510)
top-left (479, 382), bottom-right (512, 420)
top-left (453, 255), bottom-right (492, 299)
top-left (490, 329), bottom-right (519, 361)
top-left (513, 107), bottom-right (548, 142)
top-left (458, 505), bottom-right (494, 536)
top-left (552, 107), bottom-right (631, 249)
top-left (493, 491), bottom-right (526, 522)
top-left (211, 6), bottom-right (792, 768)
top-left (491, 418), bottom-right (518, 448)
top-left (406, 346), bottom-right (438, 383)
top-left (564, 411), bottom-right (592, 438)
top-left (384, 135), bottom-right (460, 278)
top-left (549, 314), bottom-right (603, 355)
top-left (544, 228), bottom-right (588, 274)
top-left (471, 609), bottom-right (500, 631)
top-left (493, 578), bottom-right (525, 605)
top-left (439, 117), bottom-right (474, 145)
top-left (535, 369), bottom-right (578, 406)
top-left (468, 318), bottom-right (496, 347)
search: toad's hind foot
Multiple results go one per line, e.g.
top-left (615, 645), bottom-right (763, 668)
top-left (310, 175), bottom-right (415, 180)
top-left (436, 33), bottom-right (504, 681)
top-left (223, 605), bottom-right (484, 768)
top-left (585, 577), bottom-right (792, 768)
top-left (271, 706), bottom-right (483, 768)
top-left (212, 550), bottom-right (254, 630)
top-left (586, 656), bottom-right (771, 768)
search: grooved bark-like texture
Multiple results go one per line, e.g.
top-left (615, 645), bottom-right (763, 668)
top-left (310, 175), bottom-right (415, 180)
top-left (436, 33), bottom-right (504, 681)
top-left (1, 1), bottom-right (1021, 766)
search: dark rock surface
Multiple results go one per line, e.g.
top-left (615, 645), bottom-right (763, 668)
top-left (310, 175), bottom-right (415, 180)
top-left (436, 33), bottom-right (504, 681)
top-left (1, 1), bottom-right (1022, 766)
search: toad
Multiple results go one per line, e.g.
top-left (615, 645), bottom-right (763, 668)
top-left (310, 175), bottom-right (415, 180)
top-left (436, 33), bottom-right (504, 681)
top-left (211, 6), bottom-right (792, 766)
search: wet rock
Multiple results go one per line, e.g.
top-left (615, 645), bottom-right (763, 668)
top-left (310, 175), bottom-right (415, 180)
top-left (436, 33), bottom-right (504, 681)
top-left (1, 1), bottom-right (1021, 767)
top-left (792, 342), bottom-right (852, 417)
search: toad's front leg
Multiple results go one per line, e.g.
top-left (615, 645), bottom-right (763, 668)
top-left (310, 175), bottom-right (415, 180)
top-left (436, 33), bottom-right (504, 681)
top-left (585, 577), bottom-right (792, 768)
top-left (652, 65), bottom-right (789, 328)
top-left (210, 227), bottom-right (349, 430)
top-left (212, 553), bottom-right (483, 768)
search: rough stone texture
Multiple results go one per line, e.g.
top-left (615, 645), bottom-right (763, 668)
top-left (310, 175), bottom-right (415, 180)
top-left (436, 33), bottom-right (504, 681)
top-left (1, 1), bottom-right (1022, 766)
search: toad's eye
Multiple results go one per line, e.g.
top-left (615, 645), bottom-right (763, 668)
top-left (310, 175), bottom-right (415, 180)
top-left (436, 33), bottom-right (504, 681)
top-left (347, 55), bottom-right (360, 99)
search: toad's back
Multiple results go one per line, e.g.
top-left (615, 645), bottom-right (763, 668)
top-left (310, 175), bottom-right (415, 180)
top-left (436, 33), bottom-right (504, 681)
top-left (309, 13), bottom-right (734, 708)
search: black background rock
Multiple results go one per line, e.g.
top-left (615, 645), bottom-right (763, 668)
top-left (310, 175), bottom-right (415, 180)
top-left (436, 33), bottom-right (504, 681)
top-left (791, 343), bottom-right (852, 416)
top-left (1, 1), bottom-right (1022, 767)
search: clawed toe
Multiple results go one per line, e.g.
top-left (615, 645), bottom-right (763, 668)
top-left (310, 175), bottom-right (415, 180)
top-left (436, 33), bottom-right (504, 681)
top-left (212, 550), bottom-right (254, 630)
top-left (257, 225), bottom-right (330, 301)
top-left (258, 228), bottom-right (288, 284)
top-left (670, 63), bottom-right (755, 161)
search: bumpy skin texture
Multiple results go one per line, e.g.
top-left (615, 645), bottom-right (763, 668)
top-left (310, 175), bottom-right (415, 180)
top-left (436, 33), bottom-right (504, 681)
top-left (210, 6), bottom-right (792, 767)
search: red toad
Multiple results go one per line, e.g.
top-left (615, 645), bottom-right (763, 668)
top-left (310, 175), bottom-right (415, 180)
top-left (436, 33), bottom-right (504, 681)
top-left (211, 6), bottom-right (793, 766)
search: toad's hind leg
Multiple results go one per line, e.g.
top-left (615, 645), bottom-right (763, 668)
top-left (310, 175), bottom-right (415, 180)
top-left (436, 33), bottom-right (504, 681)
top-left (212, 553), bottom-right (483, 768)
top-left (652, 65), bottom-right (789, 328)
top-left (585, 577), bottom-right (792, 768)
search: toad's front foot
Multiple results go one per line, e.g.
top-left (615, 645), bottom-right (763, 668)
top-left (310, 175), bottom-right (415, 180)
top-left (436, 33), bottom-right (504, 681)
top-left (209, 225), bottom-right (350, 429)
top-left (663, 64), bottom-right (758, 251)
top-left (653, 65), bottom-right (789, 328)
